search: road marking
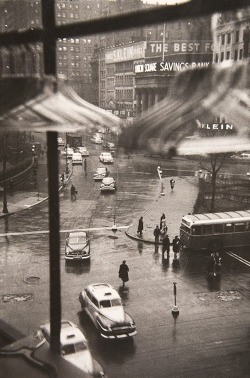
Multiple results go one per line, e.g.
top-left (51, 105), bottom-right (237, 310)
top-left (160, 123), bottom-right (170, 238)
top-left (0, 225), bottom-right (132, 237)
top-left (226, 251), bottom-right (250, 267)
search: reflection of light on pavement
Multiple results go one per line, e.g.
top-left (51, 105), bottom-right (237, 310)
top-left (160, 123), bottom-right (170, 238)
top-left (226, 251), bottom-right (250, 267)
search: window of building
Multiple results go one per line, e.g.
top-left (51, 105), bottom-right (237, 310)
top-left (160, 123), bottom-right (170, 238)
top-left (75, 39), bottom-right (80, 44)
top-left (234, 50), bottom-right (238, 61)
top-left (227, 32), bottom-right (231, 44)
top-left (215, 53), bottom-right (219, 63)
top-left (239, 49), bottom-right (243, 59)
top-left (226, 51), bottom-right (230, 60)
top-left (220, 51), bottom-right (224, 62)
top-left (221, 34), bottom-right (225, 45)
top-left (235, 30), bottom-right (240, 42)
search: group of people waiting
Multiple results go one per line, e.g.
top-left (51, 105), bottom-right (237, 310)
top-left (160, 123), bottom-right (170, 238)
top-left (137, 213), bottom-right (181, 256)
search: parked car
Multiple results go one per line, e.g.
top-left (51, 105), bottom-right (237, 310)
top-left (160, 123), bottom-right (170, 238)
top-left (39, 320), bottom-right (105, 377)
top-left (76, 146), bottom-right (89, 157)
top-left (100, 177), bottom-right (116, 193)
top-left (72, 152), bottom-right (83, 165)
top-left (79, 283), bottom-right (137, 339)
top-left (99, 152), bottom-right (114, 164)
top-left (93, 167), bottom-right (109, 181)
top-left (65, 231), bottom-right (90, 260)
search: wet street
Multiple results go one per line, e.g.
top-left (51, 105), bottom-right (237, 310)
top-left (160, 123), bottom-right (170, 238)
top-left (1, 141), bottom-right (250, 377)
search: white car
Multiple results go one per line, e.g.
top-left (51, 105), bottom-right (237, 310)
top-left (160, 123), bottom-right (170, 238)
top-left (99, 152), bottom-right (114, 164)
top-left (65, 231), bottom-right (90, 260)
top-left (72, 152), bottom-right (83, 165)
top-left (93, 167), bottom-right (109, 181)
top-left (100, 177), bottom-right (116, 193)
top-left (65, 147), bottom-right (74, 158)
top-left (79, 283), bottom-right (137, 339)
top-left (39, 320), bottom-right (105, 377)
top-left (76, 146), bottom-right (89, 157)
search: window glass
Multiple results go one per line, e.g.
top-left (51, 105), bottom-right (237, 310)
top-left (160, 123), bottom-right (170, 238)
top-left (235, 223), bottom-right (245, 232)
top-left (92, 297), bottom-right (99, 307)
top-left (191, 225), bottom-right (202, 235)
top-left (224, 223), bottom-right (234, 233)
top-left (100, 300), bottom-right (111, 308)
top-left (62, 344), bottom-right (75, 355)
top-left (245, 222), bottom-right (250, 231)
top-left (111, 298), bottom-right (122, 306)
top-left (203, 225), bottom-right (213, 235)
top-left (214, 224), bottom-right (223, 234)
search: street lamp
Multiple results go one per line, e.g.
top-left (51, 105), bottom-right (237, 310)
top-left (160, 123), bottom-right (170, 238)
top-left (2, 134), bottom-right (8, 214)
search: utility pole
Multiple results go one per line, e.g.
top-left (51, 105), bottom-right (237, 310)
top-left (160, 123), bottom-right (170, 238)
top-left (2, 135), bottom-right (8, 214)
top-left (41, 0), bottom-right (61, 354)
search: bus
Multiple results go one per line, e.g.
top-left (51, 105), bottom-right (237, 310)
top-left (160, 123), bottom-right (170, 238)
top-left (180, 210), bottom-right (250, 251)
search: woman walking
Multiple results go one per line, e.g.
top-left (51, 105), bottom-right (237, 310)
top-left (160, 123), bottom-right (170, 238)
top-left (118, 260), bottom-right (129, 288)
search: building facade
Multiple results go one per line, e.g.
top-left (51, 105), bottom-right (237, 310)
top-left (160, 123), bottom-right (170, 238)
top-left (212, 10), bottom-right (250, 64)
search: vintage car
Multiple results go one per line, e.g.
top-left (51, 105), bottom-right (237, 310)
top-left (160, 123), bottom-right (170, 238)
top-left (102, 142), bottom-right (116, 152)
top-left (65, 231), bottom-right (90, 260)
top-left (100, 177), bottom-right (116, 193)
top-left (99, 152), bottom-right (114, 164)
top-left (79, 283), bottom-right (137, 339)
top-left (93, 167), bottom-right (109, 181)
top-left (39, 320), bottom-right (105, 377)
top-left (76, 146), bottom-right (89, 157)
top-left (72, 152), bottom-right (83, 165)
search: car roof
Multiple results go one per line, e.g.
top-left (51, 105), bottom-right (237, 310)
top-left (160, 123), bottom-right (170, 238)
top-left (102, 177), bottom-right (114, 182)
top-left (96, 167), bottom-right (106, 171)
top-left (101, 152), bottom-right (112, 155)
top-left (41, 320), bottom-right (86, 345)
top-left (87, 283), bottom-right (120, 301)
top-left (69, 231), bottom-right (87, 238)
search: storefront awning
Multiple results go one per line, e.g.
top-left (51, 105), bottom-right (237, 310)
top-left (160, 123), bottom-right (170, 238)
top-left (0, 79), bottom-right (121, 133)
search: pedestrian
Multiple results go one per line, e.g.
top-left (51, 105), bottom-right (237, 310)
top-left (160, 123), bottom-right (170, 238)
top-left (172, 235), bottom-right (180, 253)
top-left (137, 216), bottom-right (143, 237)
top-left (118, 260), bottom-right (129, 288)
top-left (71, 184), bottom-right (77, 201)
top-left (162, 234), bottom-right (170, 258)
top-left (207, 252), bottom-right (216, 274)
top-left (153, 225), bottom-right (161, 244)
top-left (170, 178), bottom-right (175, 190)
top-left (160, 213), bottom-right (166, 230)
top-left (84, 158), bottom-right (87, 171)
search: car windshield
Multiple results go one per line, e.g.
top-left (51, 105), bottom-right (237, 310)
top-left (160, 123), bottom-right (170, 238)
top-left (69, 237), bottom-right (86, 244)
top-left (103, 178), bottom-right (113, 184)
top-left (62, 341), bottom-right (87, 355)
top-left (99, 298), bottom-right (121, 308)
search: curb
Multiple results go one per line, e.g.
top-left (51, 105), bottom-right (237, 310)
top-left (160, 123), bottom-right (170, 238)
top-left (0, 170), bottom-right (72, 219)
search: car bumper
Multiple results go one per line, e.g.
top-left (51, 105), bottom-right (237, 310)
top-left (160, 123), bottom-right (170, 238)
top-left (72, 161), bottom-right (82, 164)
top-left (65, 253), bottom-right (90, 260)
top-left (100, 329), bottom-right (137, 339)
top-left (100, 187), bottom-right (115, 192)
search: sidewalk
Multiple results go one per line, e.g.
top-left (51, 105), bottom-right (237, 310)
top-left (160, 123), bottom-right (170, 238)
top-left (0, 158), bottom-right (69, 219)
top-left (126, 176), bottom-right (199, 245)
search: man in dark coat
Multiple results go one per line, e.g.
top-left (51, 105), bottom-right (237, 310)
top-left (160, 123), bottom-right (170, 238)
top-left (71, 184), bottom-right (76, 201)
top-left (162, 234), bottom-right (170, 258)
top-left (153, 225), bottom-right (161, 244)
top-left (137, 216), bottom-right (143, 237)
top-left (119, 260), bottom-right (129, 287)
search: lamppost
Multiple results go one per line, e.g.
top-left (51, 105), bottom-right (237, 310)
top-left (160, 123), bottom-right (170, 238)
top-left (2, 134), bottom-right (8, 214)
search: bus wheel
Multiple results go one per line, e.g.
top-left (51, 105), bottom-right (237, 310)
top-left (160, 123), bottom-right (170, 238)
top-left (208, 240), bottom-right (223, 252)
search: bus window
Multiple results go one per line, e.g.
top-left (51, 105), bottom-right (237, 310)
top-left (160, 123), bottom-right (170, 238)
top-left (214, 224), bottom-right (223, 234)
top-left (235, 223), bottom-right (245, 232)
top-left (224, 223), bottom-right (234, 233)
top-left (203, 225), bottom-right (213, 235)
top-left (191, 226), bottom-right (202, 235)
top-left (181, 224), bottom-right (190, 234)
top-left (245, 222), bottom-right (250, 231)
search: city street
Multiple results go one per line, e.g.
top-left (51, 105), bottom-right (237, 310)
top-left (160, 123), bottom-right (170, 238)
top-left (0, 139), bottom-right (250, 377)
